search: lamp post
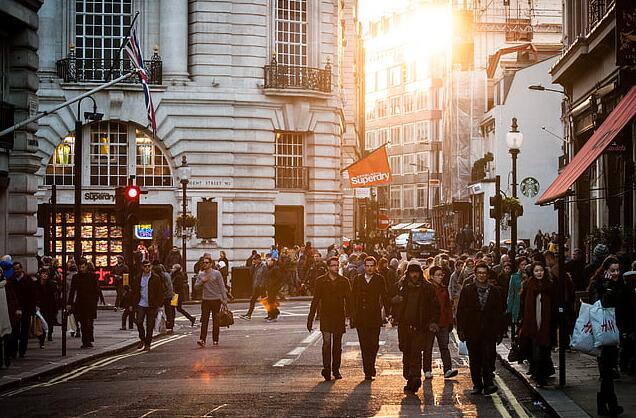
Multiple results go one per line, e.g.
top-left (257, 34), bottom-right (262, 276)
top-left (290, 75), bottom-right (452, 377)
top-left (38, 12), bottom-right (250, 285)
top-left (506, 117), bottom-right (523, 260)
top-left (178, 156), bottom-right (191, 274)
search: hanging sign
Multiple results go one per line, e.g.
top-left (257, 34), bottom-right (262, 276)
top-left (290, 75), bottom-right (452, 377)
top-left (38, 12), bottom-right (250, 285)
top-left (520, 177), bottom-right (540, 198)
top-left (134, 224), bottom-right (153, 239)
top-left (343, 145), bottom-right (392, 188)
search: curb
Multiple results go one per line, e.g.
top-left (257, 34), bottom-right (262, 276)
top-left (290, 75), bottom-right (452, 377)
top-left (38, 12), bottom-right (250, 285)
top-left (0, 332), bottom-right (166, 393)
top-left (97, 296), bottom-right (314, 309)
top-left (496, 345), bottom-right (592, 418)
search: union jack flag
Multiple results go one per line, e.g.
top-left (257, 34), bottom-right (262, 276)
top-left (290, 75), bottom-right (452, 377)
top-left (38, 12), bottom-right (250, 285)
top-left (124, 28), bottom-right (157, 134)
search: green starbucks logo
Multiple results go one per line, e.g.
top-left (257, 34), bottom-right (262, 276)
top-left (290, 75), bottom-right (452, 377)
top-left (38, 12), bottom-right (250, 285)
top-left (520, 177), bottom-right (540, 198)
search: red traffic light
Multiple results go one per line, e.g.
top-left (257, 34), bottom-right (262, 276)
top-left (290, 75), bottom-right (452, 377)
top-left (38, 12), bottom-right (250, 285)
top-left (125, 185), bottom-right (140, 200)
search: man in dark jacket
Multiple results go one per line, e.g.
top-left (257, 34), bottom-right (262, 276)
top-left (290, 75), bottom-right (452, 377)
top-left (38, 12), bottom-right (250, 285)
top-left (131, 260), bottom-right (164, 350)
top-left (307, 256), bottom-right (352, 381)
top-left (393, 259), bottom-right (440, 393)
top-left (110, 255), bottom-right (129, 310)
top-left (263, 257), bottom-right (282, 321)
top-left (67, 259), bottom-right (100, 348)
top-left (351, 256), bottom-right (390, 380)
top-left (8, 262), bottom-right (36, 358)
top-left (457, 262), bottom-right (506, 395)
top-left (305, 252), bottom-right (328, 295)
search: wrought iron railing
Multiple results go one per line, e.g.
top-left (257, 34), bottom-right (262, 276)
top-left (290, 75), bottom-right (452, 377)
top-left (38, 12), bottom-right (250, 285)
top-left (56, 50), bottom-right (162, 84)
top-left (587, 0), bottom-right (615, 34)
top-left (264, 57), bottom-right (331, 93)
top-left (275, 166), bottom-right (309, 190)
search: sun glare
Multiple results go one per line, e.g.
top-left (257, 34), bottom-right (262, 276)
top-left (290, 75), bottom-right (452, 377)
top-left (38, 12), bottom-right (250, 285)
top-left (401, 6), bottom-right (454, 61)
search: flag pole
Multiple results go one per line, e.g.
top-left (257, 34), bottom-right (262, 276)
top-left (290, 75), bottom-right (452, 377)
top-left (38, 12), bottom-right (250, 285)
top-left (105, 11), bottom-right (141, 82)
top-left (0, 71), bottom-right (136, 138)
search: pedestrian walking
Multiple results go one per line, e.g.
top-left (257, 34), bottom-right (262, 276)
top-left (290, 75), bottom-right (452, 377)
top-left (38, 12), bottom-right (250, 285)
top-left (456, 262), bottom-right (506, 395)
top-left (0, 267), bottom-right (18, 367)
top-left (519, 262), bottom-right (556, 387)
top-left (307, 256), bottom-right (352, 381)
top-left (588, 256), bottom-right (625, 417)
top-left (423, 266), bottom-right (458, 380)
top-left (110, 255), bottom-right (128, 311)
top-left (67, 259), bottom-right (100, 349)
top-left (171, 264), bottom-right (195, 326)
top-left (263, 256), bottom-right (282, 322)
top-left (119, 283), bottom-right (135, 330)
top-left (351, 256), bottom-right (390, 381)
top-left (154, 263), bottom-right (175, 334)
top-left (8, 261), bottom-right (36, 358)
top-left (241, 254), bottom-right (267, 320)
top-left (131, 260), bottom-right (164, 351)
top-left (393, 259), bottom-right (440, 394)
top-left (506, 256), bottom-right (527, 339)
top-left (36, 268), bottom-right (58, 348)
top-left (194, 255), bottom-right (228, 347)
top-left (448, 259), bottom-right (464, 319)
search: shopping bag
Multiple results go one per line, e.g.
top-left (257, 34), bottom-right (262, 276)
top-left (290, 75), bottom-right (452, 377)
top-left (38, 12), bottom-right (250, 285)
top-left (154, 308), bottom-right (167, 334)
top-left (590, 300), bottom-right (620, 348)
top-left (458, 340), bottom-right (468, 356)
top-left (35, 311), bottom-right (49, 334)
top-left (29, 315), bottom-right (43, 338)
top-left (508, 336), bottom-right (531, 363)
top-left (67, 312), bottom-right (77, 333)
top-left (218, 303), bottom-right (234, 328)
top-left (570, 302), bottom-right (598, 354)
top-left (170, 293), bottom-right (179, 307)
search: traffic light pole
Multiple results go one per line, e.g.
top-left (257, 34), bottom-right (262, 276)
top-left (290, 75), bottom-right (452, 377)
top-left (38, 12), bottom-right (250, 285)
top-left (494, 175), bottom-right (501, 258)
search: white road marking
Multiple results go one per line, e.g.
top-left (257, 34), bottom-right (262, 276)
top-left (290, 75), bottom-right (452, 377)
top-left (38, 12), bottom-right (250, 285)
top-left (138, 409), bottom-right (167, 418)
top-left (273, 358), bottom-right (294, 367)
top-left (301, 330), bottom-right (321, 344)
top-left (286, 347), bottom-right (306, 356)
top-left (203, 404), bottom-right (228, 416)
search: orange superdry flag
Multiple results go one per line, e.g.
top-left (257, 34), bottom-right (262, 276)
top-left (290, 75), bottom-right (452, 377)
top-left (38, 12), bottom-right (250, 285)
top-left (344, 145), bottom-right (392, 188)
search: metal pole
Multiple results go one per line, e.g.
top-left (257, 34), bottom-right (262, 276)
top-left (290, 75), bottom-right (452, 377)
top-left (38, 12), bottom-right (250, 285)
top-left (51, 184), bottom-right (57, 261)
top-left (426, 169), bottom-right (430, 221)
top-left (73, 117), bottom-right (83, 268)
top-left (0, 72), bottom-right (135, 138)
top-left (181, 179), bottom-right (188, 274)
top-left (557, 199), bottom-right (567, 387)
top-left (495, 175), bottom-right (501, 257)
top-left (510, 149), bottom-right (519, 259)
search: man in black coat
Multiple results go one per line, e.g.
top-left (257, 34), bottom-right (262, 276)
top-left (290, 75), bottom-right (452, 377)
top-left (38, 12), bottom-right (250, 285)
top-left (351, 256), bottom-right (390, 380)
top-left (67, 259), bottom-right (100, 348)
top-left (393, 260), bottom-right (440, 393)
top-left (457, 262), bottom-right (506, 395)
top-left (131, 260), bottom-right (165, 350)
top-left (8, 262), bottom-right (36, 358)
top-left (307, 256), bottom-right (352, 381)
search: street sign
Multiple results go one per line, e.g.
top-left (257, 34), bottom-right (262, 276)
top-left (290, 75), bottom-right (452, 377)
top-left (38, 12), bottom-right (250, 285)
top-left (377, 213), bottom-right (390, 230)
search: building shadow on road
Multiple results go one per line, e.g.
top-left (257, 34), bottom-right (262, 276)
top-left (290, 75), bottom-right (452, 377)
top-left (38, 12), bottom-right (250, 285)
top-left (330, 380), bottom-right (373, 417)
top-left (286, 379), bottom-right (336, 417)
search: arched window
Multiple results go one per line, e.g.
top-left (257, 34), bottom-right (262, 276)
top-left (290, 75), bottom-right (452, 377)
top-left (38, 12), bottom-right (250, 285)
top-left (45, 122), bottom-right (172, 187)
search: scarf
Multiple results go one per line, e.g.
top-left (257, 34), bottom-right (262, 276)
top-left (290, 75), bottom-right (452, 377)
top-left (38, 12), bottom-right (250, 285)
top-left (520, 277), bottom-right (552, 346)
top-left (476, 283), bottom-right (490, 311)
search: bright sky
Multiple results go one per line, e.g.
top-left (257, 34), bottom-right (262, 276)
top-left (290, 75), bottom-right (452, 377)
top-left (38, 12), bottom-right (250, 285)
top-left (358, 0), bottom-right (410, 23)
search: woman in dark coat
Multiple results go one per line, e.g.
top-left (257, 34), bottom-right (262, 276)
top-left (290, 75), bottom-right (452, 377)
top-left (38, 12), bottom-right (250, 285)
top-left (67, 259), bottom-right (100, 348)
top-left (36, 268), bottom-right (59, 348)
top-left (518, 262), bottom-right (556, 387)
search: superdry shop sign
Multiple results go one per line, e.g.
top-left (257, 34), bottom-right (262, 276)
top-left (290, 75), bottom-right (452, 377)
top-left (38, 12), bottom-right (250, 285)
top-left (84, 192), bottom-right (115, 202)
top-left (344, 145), bottom-right (392, 188)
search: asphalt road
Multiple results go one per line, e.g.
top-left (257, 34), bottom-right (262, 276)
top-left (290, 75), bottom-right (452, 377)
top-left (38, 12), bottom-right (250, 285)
top-left (0, 301), bottom-right (554, 417)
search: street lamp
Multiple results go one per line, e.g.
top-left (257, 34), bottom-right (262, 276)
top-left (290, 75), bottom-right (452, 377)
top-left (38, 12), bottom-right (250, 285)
top-left (506, 117), bottom-right (523, 260)
top-left (178, 155), bottom-right (191, 274)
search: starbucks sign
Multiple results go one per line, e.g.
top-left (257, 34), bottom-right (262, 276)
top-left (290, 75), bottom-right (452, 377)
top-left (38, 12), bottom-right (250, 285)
top-left (520, 177), bottom-right (540, 198)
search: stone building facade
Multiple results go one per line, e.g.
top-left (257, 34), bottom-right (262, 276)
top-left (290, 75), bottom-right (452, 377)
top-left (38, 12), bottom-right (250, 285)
top-left (34, 0), bottom-right (359, 275)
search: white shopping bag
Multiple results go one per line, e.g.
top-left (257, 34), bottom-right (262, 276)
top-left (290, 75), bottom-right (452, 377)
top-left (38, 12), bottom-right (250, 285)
top-left (154, 308), bottom-right (167, 334)
top-left (35, 310), bottom-right (49, 334)
top-left (67, 312), bottom-right (77, 333)
top-left (458, 340), bottom-right (469, 356)
top-left (570, 302), bottom-right (598, 355)
top-left (589, 300), bottom-right (620, 348)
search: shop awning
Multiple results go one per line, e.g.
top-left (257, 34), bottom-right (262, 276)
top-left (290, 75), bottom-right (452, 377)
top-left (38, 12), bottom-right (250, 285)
top-left (537, 86), bottom-right (636, 205)
top-left (391, 223), bottom-right (410, 230)
top-left (404, 222), bottom-right (427, 230)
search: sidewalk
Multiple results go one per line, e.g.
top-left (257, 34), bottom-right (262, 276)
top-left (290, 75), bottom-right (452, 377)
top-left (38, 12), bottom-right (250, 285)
top-left (497, 340), bottom-right (636, 418)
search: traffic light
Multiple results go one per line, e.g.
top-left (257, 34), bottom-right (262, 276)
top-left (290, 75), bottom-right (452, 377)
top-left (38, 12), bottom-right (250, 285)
top-left (489, 194), bottom-right (502, 220)
top-left (115, 185), bottom-right (141, 225)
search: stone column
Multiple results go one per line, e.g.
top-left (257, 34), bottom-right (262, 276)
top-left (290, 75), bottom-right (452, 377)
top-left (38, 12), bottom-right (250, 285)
top-left (160, 0), bottom-right (189, 81)
top-left (38, 0), bottom-right (59, 79)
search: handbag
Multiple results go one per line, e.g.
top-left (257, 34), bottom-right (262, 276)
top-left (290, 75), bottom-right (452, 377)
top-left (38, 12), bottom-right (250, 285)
top-left (570, 301), bottom-right (598, 354)
top-left (170, 293), bottom-right (179, 307)
top-left (67, 312), bottom-right (77, 333)
top-left (589, 300), bottom-right (620, 348)
top-left (218, 303), bottom-right (234, 328)
top-left (507, 336), bottom-right (531, 363)
top-left (154, 308), bottom-right (167, 334)
top-left (29, 315), bottom-right (43, 338)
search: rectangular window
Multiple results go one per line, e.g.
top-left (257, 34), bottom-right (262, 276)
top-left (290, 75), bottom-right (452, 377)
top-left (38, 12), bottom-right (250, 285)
top-left (135, 131), bottom-right (172, 187)
top-left (389, 155), bottom-right (402, 176)
top-left (403, 153), bottom-right (415, 173)
top-left (275, 132), bottom-right (307, 189)
top-left (405, 62), bottom-right (417, 82)
top-left (415, 90), bottom-right (428, 110)
top-left (275, 0), bottom-right (308, 67)
top-left (416, 152), bottom-right (430, 172)
top-left (377, 69), bottom-right (387, 90)
top-left (365, 130), bottom-right (376, 150)
top-left (403, 185), bottom-right (415, 208)
top-left (45, 137), bottom-right (75, 186)
top-left (75, 0), bottom-right (133, 81)
top-left (389, 66), bottom-right (401, 86)
top-left (390, 126), bottom-right (401, 146)
top-left (415, 121), bottom-right (430, 143)
top-left (377, 128), bottom-right (388, 146)
top-left (390, 186), bottom-right (401, 209)
top-left (417, 184), bottom-right (428, 208)
top-left (403, 123), bottom-right (415, 144)
top-left (376, 99), bottom-right (387, 118)
top-left (403, 93), bottom-right (413, 113)
top-left (366, 71), bottom-right (376, 92)
top-left (389, 96), bottom-right (401, 115)
top-left (89, 122), bottom-right (128, 186)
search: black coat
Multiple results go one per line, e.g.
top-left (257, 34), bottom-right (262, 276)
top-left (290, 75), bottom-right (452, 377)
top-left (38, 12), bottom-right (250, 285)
top-left (308, 273), bottom-right (352, 334)
top-left (456, 282), bottom-right (506, 342)
top-left (10, 274), bottom-right (37, 315)
top-left (37, 279), bottom-right (59, 317)
top-left (393, 278), bottom-right (440, 331)
top-left (131, 272), bottom-right (165, 309)
top-left (68, 272), bottom-right (100, 320)
top-left (351, 273), bottom-right (389, 329)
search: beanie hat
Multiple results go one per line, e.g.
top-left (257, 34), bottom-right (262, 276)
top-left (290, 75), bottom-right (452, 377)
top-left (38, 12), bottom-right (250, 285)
top-left (593, 244), bottom-right (609, 258)
top-left (389, 258), bottom-right (399, 269)
top-left (407, 258), bottom-right (421, 273)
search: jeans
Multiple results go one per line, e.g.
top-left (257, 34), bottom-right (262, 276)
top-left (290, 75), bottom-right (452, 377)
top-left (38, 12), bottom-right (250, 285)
top-left (599, 346), bottom-right (619, 400)
top-left (136, 306), bottom-right (158, 347)
top-left (423, 327), bottom-right (452, 373)
top-left (176, 297), bottom-right (195, 323)
top-left (321, 331), bottom-right (343, 373)
top-left (466, 338), bottom-right (497, 389)
top-left (10, 313), bottom-right (31, 356)
top-left (200, 299), bottom-right (222, 342)
top-left (122, 307), bottom-right (135, 329)
top-left (357, 326), bottom-right (381, 377)
top-left (398, 325), bottom-right (426, 382)
top-left (246, 286), bottom-right (264, 317)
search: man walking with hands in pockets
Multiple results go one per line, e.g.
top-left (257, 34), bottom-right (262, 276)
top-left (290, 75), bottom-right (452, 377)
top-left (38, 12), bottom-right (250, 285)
top-left (195, 255), bottom-right (228, 347)
top-left (307, 256), bottom-right (352, 381)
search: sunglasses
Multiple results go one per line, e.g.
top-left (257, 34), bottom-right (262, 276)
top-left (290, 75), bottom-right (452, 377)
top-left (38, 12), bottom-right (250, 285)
top-left (143, 264), bottom-right (151, 267)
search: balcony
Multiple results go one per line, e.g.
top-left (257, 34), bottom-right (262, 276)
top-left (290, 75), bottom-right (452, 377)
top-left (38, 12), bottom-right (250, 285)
top-left (56, 51), bottom-right (162, 84)
top-left (264, 57), bottom-right (331, 97)
top-left (587, 0), bottom-right (615, 34)
top-left (275, 166), bottom-right (309, 190)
